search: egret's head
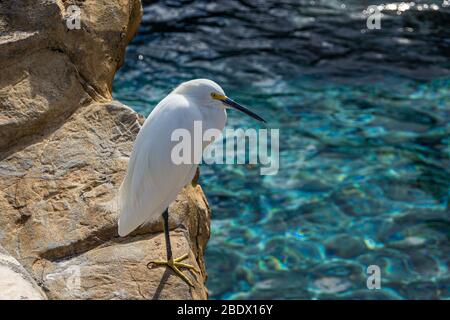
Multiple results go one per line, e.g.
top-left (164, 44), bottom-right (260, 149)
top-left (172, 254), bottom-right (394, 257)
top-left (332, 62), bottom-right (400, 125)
top-left (173, 79), bottom-right (265, 122)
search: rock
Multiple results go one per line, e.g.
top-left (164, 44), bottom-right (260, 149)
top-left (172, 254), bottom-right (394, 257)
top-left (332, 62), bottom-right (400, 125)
top-left (0, 0), bottom-right (211, 299)
top-left (0, 0), bottom-right (142, 154)
top-left (0, 245), bottom-right (46, 300)
top-left (324, 234), bottom-right (367, 258)
top-left (313, 277), bottom-right (352, 294)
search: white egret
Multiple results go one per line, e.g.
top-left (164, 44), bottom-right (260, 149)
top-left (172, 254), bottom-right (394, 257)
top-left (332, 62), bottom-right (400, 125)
top-left (118, 79), bottom-right (265, 286)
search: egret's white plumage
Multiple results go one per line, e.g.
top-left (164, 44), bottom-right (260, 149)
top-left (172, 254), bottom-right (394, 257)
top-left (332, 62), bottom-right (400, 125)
top-left (118, 79), bottom-right (227, 236)
top-left (117, 79), bottom-right (264, 286)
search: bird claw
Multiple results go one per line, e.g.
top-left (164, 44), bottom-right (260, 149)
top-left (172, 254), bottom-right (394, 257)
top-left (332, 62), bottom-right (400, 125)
top-left (147, 253), bottom-right (199, 287)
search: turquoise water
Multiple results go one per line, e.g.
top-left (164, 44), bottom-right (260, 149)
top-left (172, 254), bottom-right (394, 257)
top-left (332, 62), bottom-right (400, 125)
top-left (114, 0), bottom-right (450, 299)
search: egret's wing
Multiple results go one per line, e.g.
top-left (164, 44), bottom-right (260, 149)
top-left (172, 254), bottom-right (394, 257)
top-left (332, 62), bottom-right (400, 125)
top-left (118, 94), bottom-right (200, 236)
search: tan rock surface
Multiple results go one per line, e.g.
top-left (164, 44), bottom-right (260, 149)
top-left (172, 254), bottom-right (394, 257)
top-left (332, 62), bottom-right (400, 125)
top-left (0, 0), bottom-right (142, 153)
top-left (0, 0), bottom-right (211, 299)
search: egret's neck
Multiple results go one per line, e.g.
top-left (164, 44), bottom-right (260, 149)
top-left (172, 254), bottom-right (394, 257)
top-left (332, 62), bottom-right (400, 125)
top-left (199, 104), bottom-right (227, 133)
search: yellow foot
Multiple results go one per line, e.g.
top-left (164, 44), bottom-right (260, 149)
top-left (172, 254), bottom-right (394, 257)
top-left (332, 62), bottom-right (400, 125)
top-left (147, 253), bottom-right (199, 287)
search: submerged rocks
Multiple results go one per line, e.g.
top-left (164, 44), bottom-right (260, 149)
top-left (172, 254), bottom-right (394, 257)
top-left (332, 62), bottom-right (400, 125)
top-left (324, 234), bottom-right (368, 258)
top-left (0, 0), bottom-right (211, 299)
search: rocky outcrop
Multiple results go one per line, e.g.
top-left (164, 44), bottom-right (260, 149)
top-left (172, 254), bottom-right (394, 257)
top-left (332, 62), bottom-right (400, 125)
top-left (0, 0), bottom-right (211, 299)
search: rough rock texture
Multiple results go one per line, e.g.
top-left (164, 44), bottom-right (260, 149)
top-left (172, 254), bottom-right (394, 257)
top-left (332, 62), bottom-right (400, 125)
top-left (0, 0), bottom-right (211, 299)
top-left (0, 0), bottom-right (143, 154)
top-left (0, 245), bottom-right (46, 299)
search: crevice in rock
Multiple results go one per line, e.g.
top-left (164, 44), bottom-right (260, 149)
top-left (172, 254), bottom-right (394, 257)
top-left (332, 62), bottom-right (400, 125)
top-left (48, 45), bottom-right (109, 102)
top-left (37, 222), bottom-right (164, 263)
top-left (38, 224), bottom-right (118, 262)
top-left (0, 48), bottom-right (96, 159)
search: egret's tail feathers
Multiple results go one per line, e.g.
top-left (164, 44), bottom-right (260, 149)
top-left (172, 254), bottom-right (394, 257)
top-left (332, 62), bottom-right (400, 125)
top-left (117, 180), bottom-right (173, 237)
top-left (118, 216), bottom-right (136, 237)
top-left (117, 180), bottom-right (138, 237)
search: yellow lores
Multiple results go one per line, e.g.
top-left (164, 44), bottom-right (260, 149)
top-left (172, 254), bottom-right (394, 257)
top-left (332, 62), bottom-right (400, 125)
top-left (211, 92), bottom-right (227, 100)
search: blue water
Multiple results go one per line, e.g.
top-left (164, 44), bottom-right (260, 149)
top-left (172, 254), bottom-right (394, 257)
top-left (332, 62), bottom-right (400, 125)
top-left (114, 0), bottom-right (450, 299)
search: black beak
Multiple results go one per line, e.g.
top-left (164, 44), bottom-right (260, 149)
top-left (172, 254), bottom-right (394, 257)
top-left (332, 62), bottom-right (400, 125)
top-left (222, 97), bottom-right (266, 123)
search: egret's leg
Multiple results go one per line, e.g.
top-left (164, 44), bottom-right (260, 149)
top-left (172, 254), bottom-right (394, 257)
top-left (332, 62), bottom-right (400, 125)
top-left (147, 208), bottom-right (199, 287)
